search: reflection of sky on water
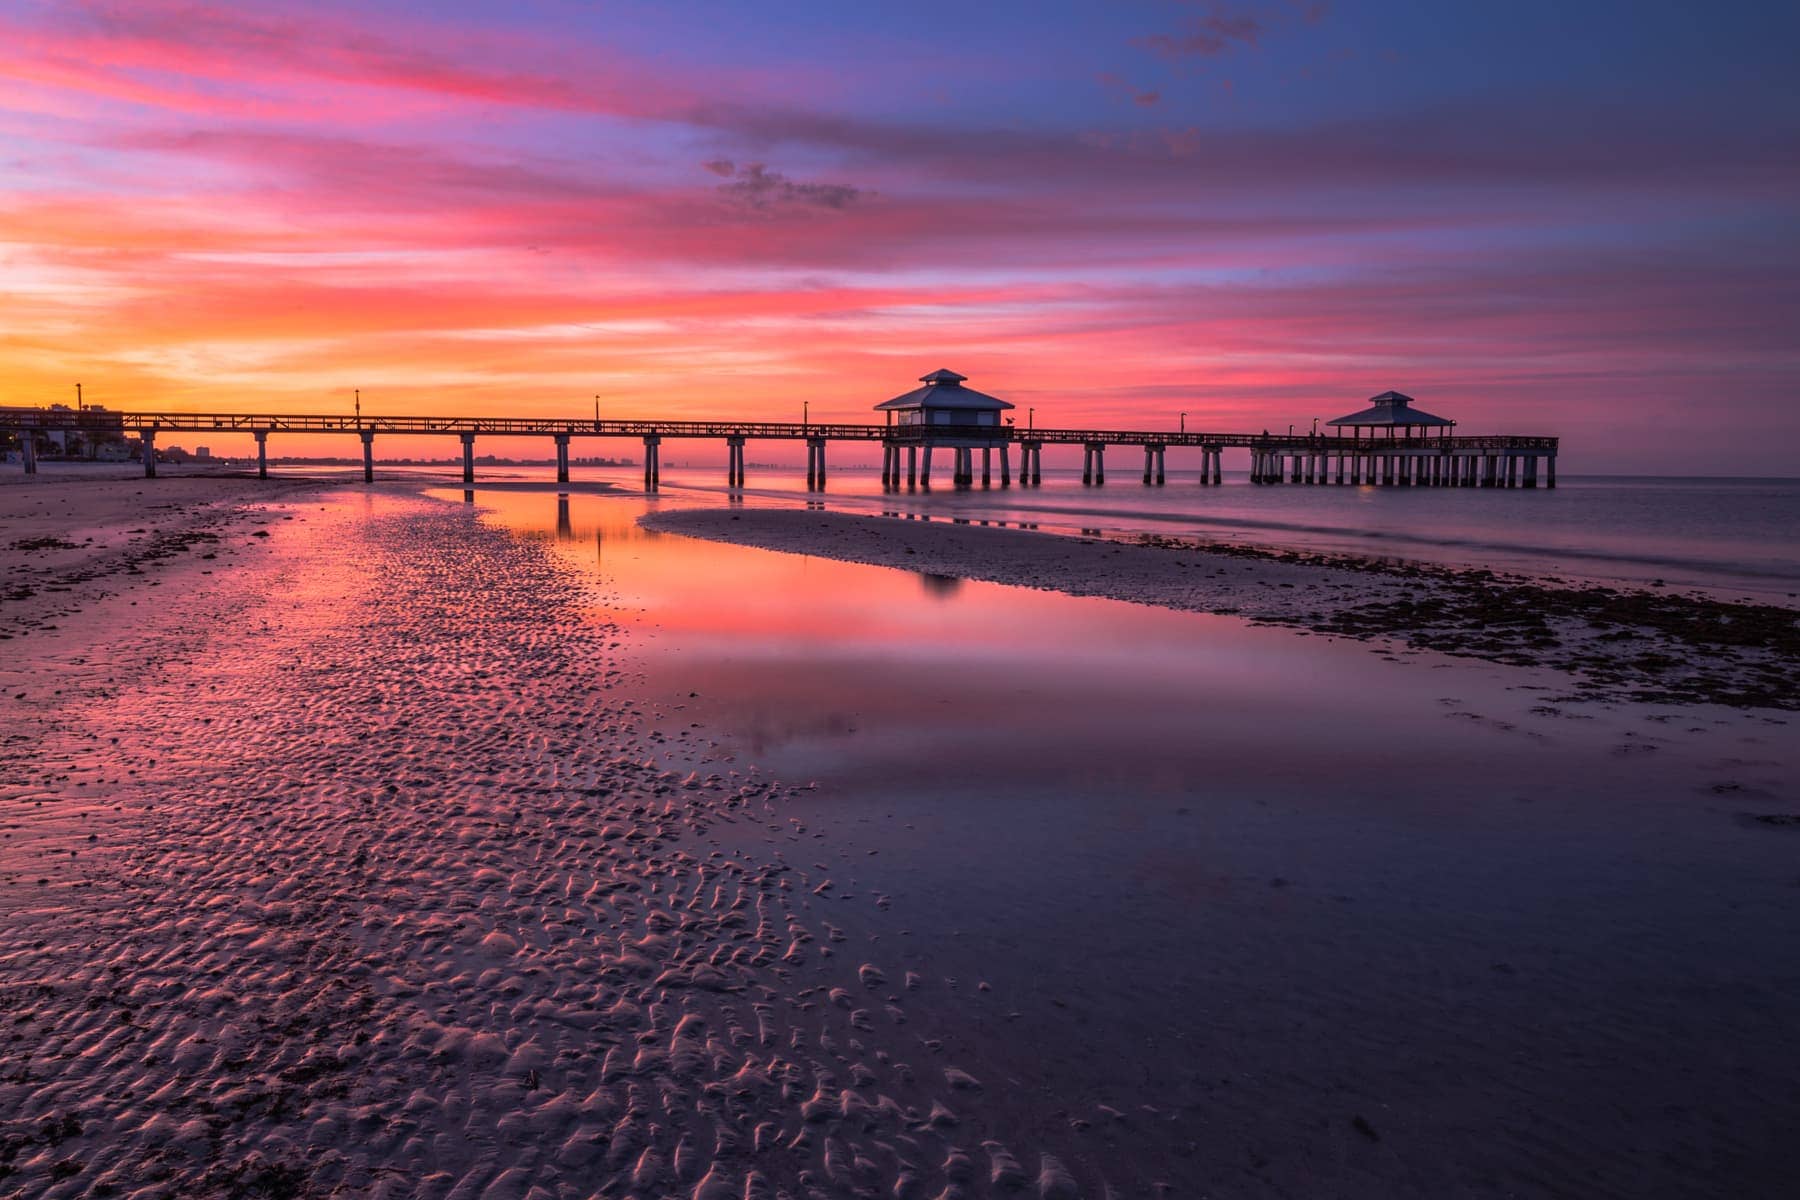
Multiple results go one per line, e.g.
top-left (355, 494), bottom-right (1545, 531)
top-left (417, 461), bottom-right (1800, 601)
top-left (446, 485), bottom-right (1730, 795)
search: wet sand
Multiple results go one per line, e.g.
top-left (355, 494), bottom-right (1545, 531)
top-left (645, 508), bottom-right (1800, 710)
top-left (3, 479), bottom-right (1798, 1198)
top-left (1, 483), bottom-right (1136, 1199)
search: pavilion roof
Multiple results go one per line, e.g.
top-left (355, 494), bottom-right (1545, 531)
top-left (1327, 390), bottom-right (1453, 427)
top-left (875, 368), bottom-right (1015, 412)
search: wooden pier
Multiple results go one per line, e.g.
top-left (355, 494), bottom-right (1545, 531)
top-left (2, 377), bottom-right (1558, 491)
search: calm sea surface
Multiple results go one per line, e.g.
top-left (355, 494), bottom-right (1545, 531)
top-left (410, 464), bottom-right (1800, 602)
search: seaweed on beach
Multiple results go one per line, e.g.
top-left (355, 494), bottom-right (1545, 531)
top-left (1133, 532), bottom-right (1800, 709)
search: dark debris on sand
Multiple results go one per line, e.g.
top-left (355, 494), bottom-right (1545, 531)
top-left (1133, 533), bottom-right (1800, 710)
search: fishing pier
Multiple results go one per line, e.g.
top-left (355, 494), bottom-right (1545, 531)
top-left (4, 373), bottom-right (1557, 490)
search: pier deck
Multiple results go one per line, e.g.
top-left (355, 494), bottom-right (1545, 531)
top-left (2, 409), bottom-right (1558, 490)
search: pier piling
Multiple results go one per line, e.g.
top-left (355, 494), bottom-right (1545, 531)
top-left (360, 430), bottom-right (374, 483)
top-left (642, 435), bottom-right (661, 490)
top-left (254, 430), bottom-right (268, 479)
top-left (726, 436), bottom-right (745, 487)
top-left (461, 432), bottom-right (475, 484)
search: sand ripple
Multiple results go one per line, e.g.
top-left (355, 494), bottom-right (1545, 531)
top-left (0, 493), bottom-right (1116, 1200)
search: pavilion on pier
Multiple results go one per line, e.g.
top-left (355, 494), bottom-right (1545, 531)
top-left (1326, 390), bottom-right (1454, 439)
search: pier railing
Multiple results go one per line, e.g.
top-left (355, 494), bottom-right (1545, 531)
top-left (4, 408), bottom-right (1556, 453)
top-left (2, 406), bottom-right (1559, 489)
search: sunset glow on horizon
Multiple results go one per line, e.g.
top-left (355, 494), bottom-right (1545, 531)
top-left (4, 0), bottom-right (1797, 472)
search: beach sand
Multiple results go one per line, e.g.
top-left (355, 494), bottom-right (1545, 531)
top-left (3, 479), bottom-right (1797, 1198)
top-left (1, 482), bottom-right (1138, 1199)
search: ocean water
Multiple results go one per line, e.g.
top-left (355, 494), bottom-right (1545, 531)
top-left (400, 464), bottom-right (1800, 603)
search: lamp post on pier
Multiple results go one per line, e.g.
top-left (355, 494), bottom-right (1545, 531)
top-left (1180, 411), bottom-right (1186, 434)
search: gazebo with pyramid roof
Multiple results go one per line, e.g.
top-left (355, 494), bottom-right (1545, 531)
top-left (1327, 390), bottom-right (1454, 439)
top-left (875, 368), bottom-right (1015, 429)
top-left (873, 368), bottom-right (1016, 489)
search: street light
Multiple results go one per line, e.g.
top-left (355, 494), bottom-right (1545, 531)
top-left (355, 388), bottom-right (362, 424)
top-left (1179, 411), bottom-right (1187, 434)
top-left (1028, 407), bottom-right (1035, 430)
top-left (1312, 417), bottom-right (1319, 436)
top-left (803, 400), bottom-right (809, 428)
top-left (1287, 423), bottom-right (1294, 436)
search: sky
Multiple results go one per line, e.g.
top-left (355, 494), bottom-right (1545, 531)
top-left (2, 0), bottom-right (1796, 472)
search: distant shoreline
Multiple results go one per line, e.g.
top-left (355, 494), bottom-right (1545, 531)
top-left (644, 507), bottom-right (1800, 710)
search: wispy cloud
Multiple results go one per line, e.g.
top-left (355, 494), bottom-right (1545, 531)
top-left (709, 162), bottom-right (869, 212)
top-left (1134, 5), bottom-right (1266, 60)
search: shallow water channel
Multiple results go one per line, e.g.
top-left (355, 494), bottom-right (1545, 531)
top-left (452, 483), bottom-right (1800, 1198)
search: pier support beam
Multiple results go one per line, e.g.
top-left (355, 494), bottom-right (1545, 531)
top-left (254, 430), bottom-right (268, 479)
top-left (1000, 443), bottom-right (1011, 487)
top-left (554, 433), bottom-right (570, 484)
top-left (142, 429), bottom-right (157, 478)
top-left (360, 430), bottom-right (374, 483)
top-left (982, 446), bottom-right (992, 488)
top-left (642, 435), bottom-right (660, 490)
top-left (21, 430), bottom-right (38, 475)
top-left (920, 444), bottom-right (933, 489)
top-left (1082, 442), bottom-right (1105, 486)
top-left (1546, 455), bottom-right (1556, 488)
top-left (461, 432), bottom-right (475, 484)
top-left (908, 444), bottom-right (919, 490)
top-left (805, 438), bottom-right (826, 491)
